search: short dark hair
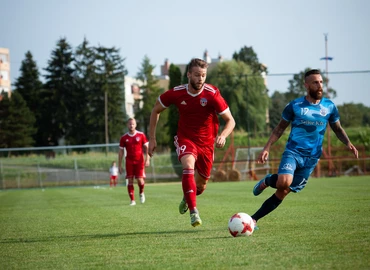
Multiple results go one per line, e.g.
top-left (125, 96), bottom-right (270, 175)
top-left (304, 69), bottom-right (321, 80)
top-left (188, 58), bottom-right (208, 72)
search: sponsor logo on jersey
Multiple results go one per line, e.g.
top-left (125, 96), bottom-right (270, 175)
top-left (200, 98), bottom-right (207, 107)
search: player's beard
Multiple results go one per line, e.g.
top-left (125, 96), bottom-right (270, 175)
top-left (309, 86), bottom-right (323, 101)
top-left (190, 80), bottom-right (204, 91)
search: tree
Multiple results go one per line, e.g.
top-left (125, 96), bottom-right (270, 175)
top-left (93, 45), bottom-right (127, 144)
top-left (13, 51), bottom-right (44, 146)
top-left (269, 91), bottom-right (288, 129)
top-left (286, 68), bottom-right (337, 101)
top-left (167, 64), bottom-right (182, 176)
top-left (0, 91), bottom-right (36, 150)
top-left (337, 103), bottom-right (364, 128)
top-left (136, 55), bottom-right (168, 142)
top-left (71, 38), bottom-right (97, 146)
top-left (207, 60), bottom-right (268, 135)
top-left (43, 37), bottom-right (76, 146)
top-left (232, 46), bottom-right (268, 74)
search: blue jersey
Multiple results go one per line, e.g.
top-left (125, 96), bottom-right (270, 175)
top-left (282, 96), bottom-right (340, 158)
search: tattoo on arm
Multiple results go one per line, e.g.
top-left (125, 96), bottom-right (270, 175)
top-left (266, 120), bottom-right (290, 146)
top-left (330, 121), bottom-right (350, 145)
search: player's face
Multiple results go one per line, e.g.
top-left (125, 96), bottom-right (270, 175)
top-left (305, 74), bottom-right (324, 100)
top-left (127, 120), bottom-right (136, 132)
top-left (188, 67), bottom-right (207, 91)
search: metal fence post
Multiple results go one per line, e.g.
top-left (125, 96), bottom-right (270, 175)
top-left (37, 162), bottom-right (43, 189)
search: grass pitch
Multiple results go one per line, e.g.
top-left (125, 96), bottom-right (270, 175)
top-left (0, 176), bottom-right (369, 269)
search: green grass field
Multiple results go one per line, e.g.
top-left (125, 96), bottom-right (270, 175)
top-left (0, 176), bottom-right (369, 269)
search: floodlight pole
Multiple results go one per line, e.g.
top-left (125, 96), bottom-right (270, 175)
top-left (323, 33), bottom-right (333, 176)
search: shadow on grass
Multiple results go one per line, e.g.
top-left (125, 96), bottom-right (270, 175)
top-left (0, 229), bottom-right (209, 244)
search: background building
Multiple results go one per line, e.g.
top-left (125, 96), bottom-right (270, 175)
top-left (0, 48), bottom-right (11, 97)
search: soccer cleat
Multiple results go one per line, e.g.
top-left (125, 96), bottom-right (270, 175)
top-left (140, 193), bottom-right (145, 204)
top-left (190, 213), bottom-right (202, 227)
top-left (253, 219), bottom-right (259, 230)
top-left (179, 198), bottom-right (188, 214)
top-left (253, 174), bottom-right (271, 196)
top-left (129, 200), bottom-right (136, 206)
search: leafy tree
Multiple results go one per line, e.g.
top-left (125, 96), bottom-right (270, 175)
top-left (93, 46), bottom-right (127, 144)
top-left (43, 37), bottom-right (76, 146)
top-left (269, 91), bottom-right (288, 128)
top-left (337, 103), bottom-right (365, 128)
top-left (167, 64), bottom-right (182, 176)
top-left (136, 55), bottom-right (168, 144)
top-left (232, 46), bottom-right (268, 74)
top-left (13, 51), bottom-right (44, 146)
top-left (207, 60), bottom-right (268, 135)
top-left (286, 68), bottom-right (337, 101)
top-left (0, 91), bottom-right (36, 150)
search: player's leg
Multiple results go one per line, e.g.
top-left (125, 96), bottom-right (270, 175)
top-left (253, 174), bottom-right (278, 196)
top-left (251, 151), bottom-right (297, 225)
top-left (110, 176), bottom-right (114, 187)
top-left (126, 161), bottom-right (136, 205)
top-left (135, 161), bottom-right (146, 203)
top-left (194, 144), bottom-right (212, 196)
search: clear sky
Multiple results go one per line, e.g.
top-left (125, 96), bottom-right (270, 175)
top-left (2, 0), bottom-right (370, 106)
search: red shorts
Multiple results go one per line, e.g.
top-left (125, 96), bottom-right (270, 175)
top-left (125, 159), bottom-right (146, 179)
top-left (110, 175), bottom-right (117, 180)
top-left (174, 136), bottom-right (214, 179)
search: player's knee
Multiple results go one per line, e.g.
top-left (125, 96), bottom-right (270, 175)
top-left (196, 184), bottom-right (206, 195)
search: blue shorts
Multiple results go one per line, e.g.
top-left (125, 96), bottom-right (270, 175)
top-left (278, 150), bottom-right (319, 193)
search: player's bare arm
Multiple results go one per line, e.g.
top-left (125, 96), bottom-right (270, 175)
top-left (216, 110), bottom-right (235, 148)
top-left (148, 100), bottom-right (167, 157)
top-left (143, 143), bottom-right (150, 167)
top-left (258, 119), bottom-right (290, 164)
top-left (118, 148), bottom-right (124, 174)
top-left (329, 121), bottom-right (359, 158)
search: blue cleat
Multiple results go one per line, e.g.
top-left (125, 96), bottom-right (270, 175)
top-left (253, 174), bottom-right (271, 196)
top-left (253, 219), bottom-right (259, 230)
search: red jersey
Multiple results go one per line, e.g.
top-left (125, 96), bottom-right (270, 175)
top-left (119, 131), bottom-right (148, 161)
top-left (159, 83), bottom-right (229, 146)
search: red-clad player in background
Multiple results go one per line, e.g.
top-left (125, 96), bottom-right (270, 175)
top-left (118, 118), bottom-right (150, 206)
top-left (148, 58), bottom-right (235, 227)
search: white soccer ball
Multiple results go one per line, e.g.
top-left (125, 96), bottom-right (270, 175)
top-left (228, 212), bottom-right (254, 237)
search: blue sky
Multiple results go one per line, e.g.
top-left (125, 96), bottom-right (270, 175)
top-left (2, 0), bottom-right (370, 106)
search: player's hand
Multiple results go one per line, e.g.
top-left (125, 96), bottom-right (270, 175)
top-left (148, 138), bottom-right (157, 157)
top-left (215, 135), bottom-right (226, 148)
top-left (119, 167), bottom-right (124, 174)
top-left (257, 150), bottom-right (269, 164)
top-left (348, 143), bottom-right (359, 159)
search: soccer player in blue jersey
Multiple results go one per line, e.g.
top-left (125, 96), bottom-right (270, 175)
top-left (251, 69), bottom-right (358, 228)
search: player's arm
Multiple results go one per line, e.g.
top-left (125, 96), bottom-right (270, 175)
top-left (329, 120), bottom-right (359, 158)
top-left (216, 110), bottom-right (235, 148)
top-left (148, 100), bottom-right (167, 156)
top-left (118, 147), bottom-right (125, 174)
top-left (257, 119), bottom-right (290, 164)
top-left (143, 142), bottom-right (150, 167)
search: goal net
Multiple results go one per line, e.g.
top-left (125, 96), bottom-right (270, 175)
top-left (233, 147), bottom-right (271, 180)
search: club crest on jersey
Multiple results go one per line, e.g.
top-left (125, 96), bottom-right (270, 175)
top-left (200, 98), bottom-right (207, 107)
top-left (319, 107), bottom-right (328, 116)
top-left (136, 137), bottom-right (140, 142)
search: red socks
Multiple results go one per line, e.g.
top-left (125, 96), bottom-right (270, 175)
top-left (182, 168), bottom-right (196, 211)
top-left (127, 184), bottom-right (134, 201)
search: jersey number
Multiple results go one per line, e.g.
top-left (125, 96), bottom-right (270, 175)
top-left (301, 108), bottom-right (309, 115)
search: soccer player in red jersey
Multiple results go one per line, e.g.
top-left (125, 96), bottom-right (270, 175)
top-left (148, 58), bottom-right (235, 227)
top-left (118, 118), bottom-right (150, 206)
